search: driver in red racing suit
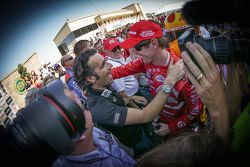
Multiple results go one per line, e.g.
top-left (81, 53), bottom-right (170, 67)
top-left (112, 20), bottom-right (203, 136)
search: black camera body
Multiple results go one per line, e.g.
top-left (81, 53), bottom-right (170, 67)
top-left (0, 80), bottom-right (86, 166)
top-left (178, 27), bottom-right (250, 65)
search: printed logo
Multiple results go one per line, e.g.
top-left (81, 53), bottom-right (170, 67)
top-left (14, 78), bottom-right (26, 95)
top-left (114, 112), bottom-right (120, 124)
top-left (129, 31), bottom-right (136, 35)
top-left (140, 30), bottom-right (155, 37)
top-left (177, 121), bottom-right (186, 128)
top-left (155, 75), bottom-right (165, 83)
top-left (109, 39), bottom-right (115, 45)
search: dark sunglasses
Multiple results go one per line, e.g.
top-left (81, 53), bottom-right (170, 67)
top-left (111, 46), bottom-right (121, 52)
top-left (134, 40), bottom-right (151, 51)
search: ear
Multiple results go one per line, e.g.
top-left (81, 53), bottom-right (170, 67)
top-left (86, 75), bottom-right (96, 84)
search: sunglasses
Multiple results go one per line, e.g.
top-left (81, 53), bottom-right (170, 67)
top-left (134, 40), bottom-right (151, 51)
top-left (111, 46), bottom-right (121, 52)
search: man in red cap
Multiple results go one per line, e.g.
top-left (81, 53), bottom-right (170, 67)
top-left (112, 20), bottom-right (203, 137)
top-left (103, 37), bottom-right (148, 108)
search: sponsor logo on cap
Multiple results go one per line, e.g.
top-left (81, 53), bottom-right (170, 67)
top-left (109, 39), bottom-right (115, 45)
top-left (140, 30), bottom-right (155, 37)
top-left (129, 31), bottom-right (137, 35)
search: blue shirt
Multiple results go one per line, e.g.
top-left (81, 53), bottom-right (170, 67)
top-left (52, 127), bottom-right (136, 167)
top-left (65, 67), bottom-right (87, 102)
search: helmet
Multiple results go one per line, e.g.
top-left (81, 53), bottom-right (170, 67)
top-left (164, 10), bottom-right (189, 32)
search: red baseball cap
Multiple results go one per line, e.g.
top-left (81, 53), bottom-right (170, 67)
top-left (103, 37), bottom-right (120, 51)
top-left (120, 20), bottom-right (163, 49)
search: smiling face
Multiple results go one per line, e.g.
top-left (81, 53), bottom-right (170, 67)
top-left (86, 53), bottom-right (113, 89)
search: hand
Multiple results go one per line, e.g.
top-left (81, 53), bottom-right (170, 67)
top-left (165, 58), bottom-right (185, 87)
top-left (154, 123), bottom-right (170, 136)
top-left (132, 95), bottom-right (148, 106)
top-left (181, 42), bottom-right (227, 115)
top-left (181, 42), bottom-right (229, 142)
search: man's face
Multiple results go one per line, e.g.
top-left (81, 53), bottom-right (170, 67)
top-left (106, 46), bottom-right (122, 59)
top-left (88, 53), bottom-right (113, 87)
top-left (55, 66), bottom-right (63, 73)
top-left (96, 43), bottom-right (104, 52)
top-left (134, 40), bottom-right (155, 64)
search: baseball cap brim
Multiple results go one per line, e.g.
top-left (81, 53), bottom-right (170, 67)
top-left (120, 38), bottom-right (143, 49)
top-left (106, 42), bottom-right (120, 51)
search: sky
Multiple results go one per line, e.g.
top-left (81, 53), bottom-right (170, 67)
top-left (0, 0), bottom-right (186, 80)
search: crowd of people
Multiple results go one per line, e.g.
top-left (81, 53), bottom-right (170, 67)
top-left (2, 0), bottom-right (250, 166)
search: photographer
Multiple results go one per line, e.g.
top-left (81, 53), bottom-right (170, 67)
top-left (0, 80), bottom-right (136, 167)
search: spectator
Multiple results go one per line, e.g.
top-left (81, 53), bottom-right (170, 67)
top-left (42, 74), bottom-right (56, 86)
top-left (61, 54), bottom-right (87, 103)
top-left (53, 63), bottom-right (66, 83)
top-left (112, 20), bottom-right (203, 137)
top-left (73, 40), bottom-right (93, 57)
top-left (136, 132), bottom-right (229, 167)
top-left (94, 39), bottom-right (107, 57)
top-left (52, 83), bottom-right (136, 167)
top-left (103, 37), bottom-right (147, 108)
top-left (73, 48), bottom-right (184, 156)
top-left (24, 87), bottom-right (40, 106)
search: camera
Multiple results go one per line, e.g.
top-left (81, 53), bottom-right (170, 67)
top-left (178, 27), bottom-right (250, 65)
top-left (0, 80), bottom-right (86, 166)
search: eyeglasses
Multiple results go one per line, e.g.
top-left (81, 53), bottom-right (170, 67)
top-left (134, 40), bottom-right (151, 51)
top-left (111, 46), bottom-right (121, 52)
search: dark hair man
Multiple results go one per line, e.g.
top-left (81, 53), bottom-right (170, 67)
top-left (73, 48), bottom-right (184, 155)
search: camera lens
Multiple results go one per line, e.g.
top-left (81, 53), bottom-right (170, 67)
top-left (178, 27), bottom-right (250, 65)
top-left (0, 80), bottom-right (86, 166)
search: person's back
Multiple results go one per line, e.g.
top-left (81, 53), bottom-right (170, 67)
top-left (52, 127), bottom-right (136, 167)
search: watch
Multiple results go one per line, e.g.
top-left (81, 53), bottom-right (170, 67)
top-left (162, 85), bottom-right (172, 94)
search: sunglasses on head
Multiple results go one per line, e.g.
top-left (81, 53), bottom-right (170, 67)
top-left (134, 40), bottom-right (151, 51)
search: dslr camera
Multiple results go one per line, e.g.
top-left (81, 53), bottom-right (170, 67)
top-left (178, 27), bottom-right (250, 65)
top-left (0, 80), bottom-right (86, 166)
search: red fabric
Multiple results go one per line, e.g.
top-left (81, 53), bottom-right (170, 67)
top-left (112, 49), bottom-right (203, 133)
top-left (122, 49), bottom-right (130, 60)
top-left (103, 37), bottom-right (120, 51)
top-left (99, 51), bottom-right (107, 58)
top-left (120, 20), bottom-right (163, 49)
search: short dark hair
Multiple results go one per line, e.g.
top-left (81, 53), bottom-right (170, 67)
top-left (136, 132), bottom-right (228, 167)
top-left (73, 40), bottom-right (92, 57)
top-left (73, 49), bottom-right (98, 91)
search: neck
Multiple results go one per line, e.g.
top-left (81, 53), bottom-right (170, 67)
top-left (152, 48), bottom-right (169, 66)
top-left (92, 84), bottom-right (108, 91)
top-left (71, 133), bottom-right (96, 155)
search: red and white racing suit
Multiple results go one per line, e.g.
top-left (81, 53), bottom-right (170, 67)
top-left (112, 49), bottom-right (203, 133)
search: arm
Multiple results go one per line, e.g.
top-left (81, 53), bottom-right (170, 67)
top-left (181, 42), bottom-right (229, 142)
top-left (125, 59), bottom-right (185, 125)
top-left (119, 91), bottom-right (140, 108)
top-left (112, 58), bottom-right (146, 79)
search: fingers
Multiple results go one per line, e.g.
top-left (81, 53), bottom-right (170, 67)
top-left (181, 51), bottom-right (203, 78)
top-left (185, 42), bottom-right (211, 75)
top-left (193, 42), bottom-right (217, 72)
top-left (183, 66), bottom-right (201, 91)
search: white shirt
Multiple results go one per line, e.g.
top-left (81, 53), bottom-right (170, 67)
top-left (108, 57), bottom-right (139, 97)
